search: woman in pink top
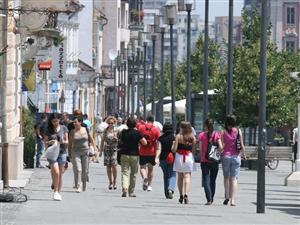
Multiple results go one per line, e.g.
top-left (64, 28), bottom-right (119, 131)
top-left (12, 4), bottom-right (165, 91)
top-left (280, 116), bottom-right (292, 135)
top-left (221, 115), bottom-right (246, 206)
top-left (198, 118), bottom-right (222, 205)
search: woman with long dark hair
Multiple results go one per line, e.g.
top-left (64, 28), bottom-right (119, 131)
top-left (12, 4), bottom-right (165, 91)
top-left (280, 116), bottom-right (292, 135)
top-left (221, 115), bottom-right (246, 206)
top-left (156, 122), bottom-right (176, 199)
top-left (198, 118), bottom-right (222, 205)
top-left (44, 113), bottom-right (68, 201)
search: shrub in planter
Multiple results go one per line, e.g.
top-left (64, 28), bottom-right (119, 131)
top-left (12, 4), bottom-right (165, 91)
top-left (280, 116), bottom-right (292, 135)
top-left (23, 108), bottom-right (36, 168)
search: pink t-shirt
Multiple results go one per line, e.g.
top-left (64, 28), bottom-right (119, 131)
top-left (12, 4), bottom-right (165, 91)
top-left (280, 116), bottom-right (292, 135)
top-left (198, 131), bottom-right (220, 163)
top-left (222, 127), bottom-right (240, 157)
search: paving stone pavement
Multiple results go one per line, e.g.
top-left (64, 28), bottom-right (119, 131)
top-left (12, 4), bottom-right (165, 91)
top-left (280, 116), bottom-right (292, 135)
top-left (0, 160), bottom-right (299, 225)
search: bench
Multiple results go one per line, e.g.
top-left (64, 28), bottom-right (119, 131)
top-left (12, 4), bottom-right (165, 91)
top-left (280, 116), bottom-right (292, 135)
top-left (244, 146), bottom-right (293, 170)
top-left (244, 146), bottom-right (293, 161)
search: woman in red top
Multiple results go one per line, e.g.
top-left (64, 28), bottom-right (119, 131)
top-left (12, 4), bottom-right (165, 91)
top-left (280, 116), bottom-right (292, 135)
top-left (198, 118), bottom-right (222, 205)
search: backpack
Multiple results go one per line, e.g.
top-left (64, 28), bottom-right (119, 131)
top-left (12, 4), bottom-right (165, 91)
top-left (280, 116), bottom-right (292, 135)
top-left (142, 124), bottom-right (157, 147)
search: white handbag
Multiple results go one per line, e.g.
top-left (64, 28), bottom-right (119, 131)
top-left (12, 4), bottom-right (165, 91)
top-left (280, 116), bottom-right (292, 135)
top-left (45, 141), bottom-right (60, 161)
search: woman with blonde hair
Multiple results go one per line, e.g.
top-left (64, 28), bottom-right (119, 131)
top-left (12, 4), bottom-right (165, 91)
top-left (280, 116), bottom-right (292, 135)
top-left (173, 121), bottom-right (196, 204)
top-left (100, 116), bottom-right (119, 190)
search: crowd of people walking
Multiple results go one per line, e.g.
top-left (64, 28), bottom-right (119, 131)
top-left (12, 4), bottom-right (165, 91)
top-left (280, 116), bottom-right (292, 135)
top-left (35, 110), bottom-right (248, 205)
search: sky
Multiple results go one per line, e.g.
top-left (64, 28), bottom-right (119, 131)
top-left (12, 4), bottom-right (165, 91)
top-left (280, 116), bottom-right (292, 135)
top-left (195, 0), bottom-right (245, 22)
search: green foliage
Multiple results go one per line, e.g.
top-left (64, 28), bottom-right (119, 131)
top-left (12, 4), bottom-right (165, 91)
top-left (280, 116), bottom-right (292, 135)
top-left (211, 9), bottom-right (299, 128)
top-left (23, 107), bottom-right (36, 168)
top-left (162, 35), bottom-right (222, 100)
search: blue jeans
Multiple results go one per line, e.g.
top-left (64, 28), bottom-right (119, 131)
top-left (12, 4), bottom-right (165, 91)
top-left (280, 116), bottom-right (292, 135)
top-left (201, 162), bottom-right (219, 203)
top-left (160, 160), bottom-right (176, 198)
top-left (36, 138), bottom-right (45, 167)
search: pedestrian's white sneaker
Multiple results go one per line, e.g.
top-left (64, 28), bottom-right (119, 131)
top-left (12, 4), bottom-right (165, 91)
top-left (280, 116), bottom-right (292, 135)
top-left (147, 186), bottom-right (152, 192)
top-left (76, 186), bottom-right (82, 193)
top-left (53, 192), bottom-right (62, 201)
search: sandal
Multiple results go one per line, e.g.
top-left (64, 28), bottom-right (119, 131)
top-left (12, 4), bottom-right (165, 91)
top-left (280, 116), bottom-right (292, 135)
top-left (184, 194), bottom-right (189, 204)
top-left (179, 195), bottom-right (184, 204)
top-left (223, 198), bottom-right (229, 205)
top-left (108, 184), bottom-right (113, 190)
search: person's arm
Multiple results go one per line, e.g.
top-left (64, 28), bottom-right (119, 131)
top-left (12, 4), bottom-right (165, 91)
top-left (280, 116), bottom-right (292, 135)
top-left (68, 131), bottom-right (73, 158)
top-left (44, 135), bottom-right (49, 149)
top-left (216, 131), bottom-right (223, 151)
top-left (220, 130), bottom-right (225, 153)
top-left (139, 137), bottom-right (147, 146)
top-left (239, 128), bottom-right (247, 159)
top-left (99, 133), bottom-right (105, 157)
top-left (155, 141), bottom-right (162, 165)
top-left (192, 136), bottom-right (196, 155)
top-left (172, 135), bottom-right (179, 153)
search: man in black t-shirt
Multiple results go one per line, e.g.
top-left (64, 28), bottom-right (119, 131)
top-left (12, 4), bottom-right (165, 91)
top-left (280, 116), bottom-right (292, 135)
top-left (119, 118), bottom-right (147, 197)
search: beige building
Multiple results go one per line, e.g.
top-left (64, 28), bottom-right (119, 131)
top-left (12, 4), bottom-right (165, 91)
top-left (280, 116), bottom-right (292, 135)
top-left (245, 0), bottom-right (300, 51)
top-left (0, 0), bottom-right (24, 187)
top-left (97, 0), bottom-right (130, 117)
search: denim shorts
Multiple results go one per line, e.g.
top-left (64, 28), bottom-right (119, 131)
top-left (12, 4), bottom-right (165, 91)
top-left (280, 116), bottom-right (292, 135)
top-left (47, 153), bottom-right (67, 166)
top-left (221, 156), bottom-right (241, 178)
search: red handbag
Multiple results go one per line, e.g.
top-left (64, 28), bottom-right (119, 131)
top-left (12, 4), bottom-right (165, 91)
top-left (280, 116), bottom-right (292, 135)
top-left (166, 152), bottom-right (175, 164)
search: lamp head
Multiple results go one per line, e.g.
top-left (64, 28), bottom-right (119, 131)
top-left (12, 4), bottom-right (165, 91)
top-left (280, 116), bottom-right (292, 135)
top-left (163, 4), bottom-right (177, 25)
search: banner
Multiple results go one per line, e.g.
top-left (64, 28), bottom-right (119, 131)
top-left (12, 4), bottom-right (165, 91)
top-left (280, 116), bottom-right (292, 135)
top-left (22, 61), bottom-right (36, 91)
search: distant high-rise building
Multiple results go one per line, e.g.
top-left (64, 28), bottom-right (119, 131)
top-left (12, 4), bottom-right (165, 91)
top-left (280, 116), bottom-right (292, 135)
top-left (244, 0), bottom-right (300, 52)
top-left (214, 16), bottom-right (242, 45)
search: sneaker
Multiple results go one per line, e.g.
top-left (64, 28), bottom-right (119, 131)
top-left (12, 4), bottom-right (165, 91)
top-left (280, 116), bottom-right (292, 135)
top-left (76, 186), bottom-right (82, 193)
top-left (167, 190), bottom-right (173, 199)
top-left (142, 178), bottom-right (148, 191)
top-left (53, 192), bottom-right (62, 201)
top-left (147, 186), bottom-right (152, 192)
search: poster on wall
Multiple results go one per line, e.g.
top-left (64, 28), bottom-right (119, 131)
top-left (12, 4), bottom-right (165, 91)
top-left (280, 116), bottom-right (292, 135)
top-left (22, 61), bottom-right (36, 91)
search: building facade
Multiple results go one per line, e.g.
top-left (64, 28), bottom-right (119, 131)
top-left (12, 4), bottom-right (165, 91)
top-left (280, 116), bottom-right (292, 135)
top-left (244, 0), bottom-right (300, 52)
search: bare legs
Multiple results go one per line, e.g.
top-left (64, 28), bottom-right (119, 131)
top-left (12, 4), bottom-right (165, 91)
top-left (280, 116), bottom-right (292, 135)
top-left (106, 165), bottom-right (117, 188)
top-left (177, 172), bottom-right (191, 203)
top-left (224, 176), bottom-right (238, 205)
top-left (140, 164), bottom-right (154, 187)
top-left (51, 163), bottom-right (65, 192)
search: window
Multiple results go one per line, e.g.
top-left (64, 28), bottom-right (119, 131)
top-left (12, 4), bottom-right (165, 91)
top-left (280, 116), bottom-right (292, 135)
top-left (286, 41), bottom-right (296, 52)
top-left (287, 7), bottom-right (295, 25)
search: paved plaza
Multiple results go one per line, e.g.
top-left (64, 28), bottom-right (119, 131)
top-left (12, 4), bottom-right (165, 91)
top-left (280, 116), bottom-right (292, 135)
top-left (1, 160), bottom-right (299, 225)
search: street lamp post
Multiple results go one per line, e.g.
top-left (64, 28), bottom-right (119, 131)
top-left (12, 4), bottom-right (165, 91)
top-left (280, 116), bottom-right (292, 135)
top-left (159, 27), bottom-right (165, 124)
top-left (257, 0), bottom-right (269, 214)
top-left (151, 34), bottom-right (156, 118)
top-left (226, 0), bottom-right (234, 115)
top-left (143, 41), bottom-right (148, 120)
top-left (136, 46), bottom-right (141, 117)
top-left (203, 0), bottom-right (209, 128)
top-left (163, 3), bottom-right (177, 131)
top-left (108, 49), bottom-right (118, 115)
top-left (178, 0), bottom-right (194, 122)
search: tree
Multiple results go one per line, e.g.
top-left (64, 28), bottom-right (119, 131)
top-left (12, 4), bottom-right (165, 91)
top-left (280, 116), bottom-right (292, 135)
top-left (211, 9), bottom-right (299, 128)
